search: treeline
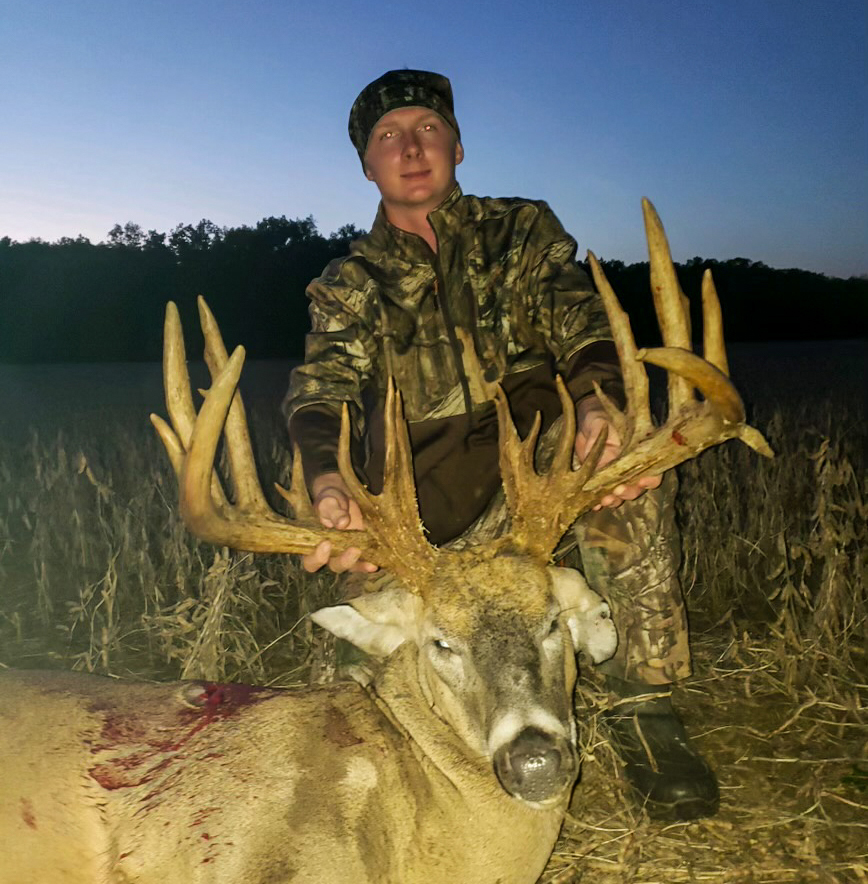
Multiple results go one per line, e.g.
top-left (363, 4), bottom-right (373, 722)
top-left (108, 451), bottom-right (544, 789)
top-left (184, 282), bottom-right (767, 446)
top-left (0, 218), bottom-right (865, 363)
top-left (0, 217), bottom-right (363, 363)
top-left (603, 256), bottom-right (867, 347)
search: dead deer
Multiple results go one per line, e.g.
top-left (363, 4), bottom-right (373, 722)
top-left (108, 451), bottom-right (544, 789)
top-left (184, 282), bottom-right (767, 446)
top-left (0, 200), bottom-right (771, 884)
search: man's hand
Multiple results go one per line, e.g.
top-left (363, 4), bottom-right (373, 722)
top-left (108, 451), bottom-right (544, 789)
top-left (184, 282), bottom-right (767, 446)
top-left (303, 472), bottom-right (379, 574)
top-left (574, 397), bottom-right (662, 510)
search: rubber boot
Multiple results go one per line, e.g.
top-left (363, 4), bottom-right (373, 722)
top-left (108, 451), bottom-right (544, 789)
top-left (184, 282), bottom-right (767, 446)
top-left (604, 678), bottom-right (719, 821)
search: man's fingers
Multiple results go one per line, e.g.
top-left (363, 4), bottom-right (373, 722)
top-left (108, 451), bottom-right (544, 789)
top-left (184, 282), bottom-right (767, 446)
top-left (593, 474), bottom-right (662, 510)
top-left (327, 547), bottom-right (379, 574)
top-left (613, 476), bottom-right (662, 499)
top-left (304, 483), bottom-right (378, 573)
top-left (302, 542), bottom-right (379, 575)
top-left (596, 493), bottom-right (623, 510)
top-left (302, 540), bottom-right (332, 573)
top-left (327, 509), bottom-right (352, 530)
top-left (316, 491), bottom-right (351, 528)
top-left (330, 546), bottom-right (362, 573)
top-left (638, 475), bottom-right (663, 490)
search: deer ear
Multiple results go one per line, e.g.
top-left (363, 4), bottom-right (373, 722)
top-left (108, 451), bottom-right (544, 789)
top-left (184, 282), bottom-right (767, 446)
top-left (548, 567), bottom-right (618, 664)
top-left (310, 588), bottom-right (422, 658)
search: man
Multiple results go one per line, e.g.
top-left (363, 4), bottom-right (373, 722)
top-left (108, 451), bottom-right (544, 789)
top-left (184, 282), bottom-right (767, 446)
top-left (283, 69), bottom-right (718, 821)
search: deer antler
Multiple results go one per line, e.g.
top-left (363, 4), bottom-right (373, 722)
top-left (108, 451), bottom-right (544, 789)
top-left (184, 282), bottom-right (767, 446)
top-left (494, 198), bottom-right (773, 561)
top-left (151, 298), bottom-right (441, 593)
top-left (153, 200), bottom-right (772, 591)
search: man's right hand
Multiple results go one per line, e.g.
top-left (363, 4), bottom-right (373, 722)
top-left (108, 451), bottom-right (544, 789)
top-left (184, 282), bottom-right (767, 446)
top-left (303, 472), bottom-right (379, 574)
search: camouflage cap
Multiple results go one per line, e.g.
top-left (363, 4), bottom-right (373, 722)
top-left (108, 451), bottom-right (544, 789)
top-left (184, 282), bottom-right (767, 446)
top-left (348, 69), bottom-right (461, 163)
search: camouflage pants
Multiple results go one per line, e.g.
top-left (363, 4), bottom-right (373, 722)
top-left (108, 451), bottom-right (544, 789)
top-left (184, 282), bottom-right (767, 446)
top-left (342, 425), bottom-right (691, 687)
top-left (572, 470), bottom-right (690, 685)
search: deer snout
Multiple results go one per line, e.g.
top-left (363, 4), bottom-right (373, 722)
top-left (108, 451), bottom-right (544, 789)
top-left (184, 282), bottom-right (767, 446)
top-left (492, 726), bottom-right (579, 804)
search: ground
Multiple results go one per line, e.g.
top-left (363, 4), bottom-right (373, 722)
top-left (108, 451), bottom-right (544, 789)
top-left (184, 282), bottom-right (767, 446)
top-left (545, 634), bottom-right (866, 883)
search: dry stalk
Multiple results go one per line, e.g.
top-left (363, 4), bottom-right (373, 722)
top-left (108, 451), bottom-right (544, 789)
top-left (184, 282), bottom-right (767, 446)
top-left (0, 368), bottom-right (864, 884)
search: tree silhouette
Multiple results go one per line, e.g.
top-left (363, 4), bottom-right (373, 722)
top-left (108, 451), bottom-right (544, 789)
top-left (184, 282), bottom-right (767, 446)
top-left (0, 220), bottom-right (863, 364)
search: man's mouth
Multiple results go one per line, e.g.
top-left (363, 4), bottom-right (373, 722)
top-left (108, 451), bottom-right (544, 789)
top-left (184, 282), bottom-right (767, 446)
top-left (401, 170), bottom-right (431, 180)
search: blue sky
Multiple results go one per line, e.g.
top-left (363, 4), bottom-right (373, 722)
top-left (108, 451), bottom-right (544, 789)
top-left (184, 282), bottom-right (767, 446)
top-left (2, 0), bottom-right (866, 277)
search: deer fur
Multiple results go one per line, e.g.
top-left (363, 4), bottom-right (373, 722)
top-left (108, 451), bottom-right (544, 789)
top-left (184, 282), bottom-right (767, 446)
top-left (0, 563), bottom-right (615, 884)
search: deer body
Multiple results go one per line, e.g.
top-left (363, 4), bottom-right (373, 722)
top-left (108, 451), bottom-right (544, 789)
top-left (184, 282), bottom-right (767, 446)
top-left (1, 560), bottom-right (613, 884)
top-left (0, 671), bottom-right (557, 884)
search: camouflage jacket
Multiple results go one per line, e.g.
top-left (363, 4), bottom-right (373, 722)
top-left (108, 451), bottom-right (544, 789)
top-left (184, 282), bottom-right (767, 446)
top-left (284, 186), bottom-right (621, 542)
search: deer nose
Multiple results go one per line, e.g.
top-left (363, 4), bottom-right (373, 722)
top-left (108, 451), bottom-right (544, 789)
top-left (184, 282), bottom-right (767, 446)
top-left (493, 726), bottom-right (578, 804)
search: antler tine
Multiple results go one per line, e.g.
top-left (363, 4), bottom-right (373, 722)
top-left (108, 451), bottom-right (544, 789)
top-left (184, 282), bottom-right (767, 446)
top-left (150, 412), bottom-right (184, 476)
top-left (156, 301), bottom-right (230, 511)
top-left (337, 379), bottom-right (441, 594)
top-left (494, 386), bottom-right (542, 520)
top-left (643, 198), bottom-right (694, 414)
top-left (628, 198), bottom-right (775, 453)
top-left (701, 269), bottom-right (729, 376)
top-left (493, 201), bottom-right (773, 563)
top-left (587, 251), bottom-right (652, 443)
top-left (196, 296), bottom-right (271, 515)
top-left (637, 200), bottom-right (771, 448)
top-left (161, 301), bottom-right (197, 454)
top-left (636, 346), bottom-right (773, 456)
top-left (494, 381), bottom-right (608, 559)
top-left (274, 446), bottom-right (316, 521)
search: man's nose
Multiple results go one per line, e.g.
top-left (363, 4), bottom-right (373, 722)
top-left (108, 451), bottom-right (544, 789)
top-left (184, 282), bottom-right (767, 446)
top-left (403, 132), bottom-right (422, 157)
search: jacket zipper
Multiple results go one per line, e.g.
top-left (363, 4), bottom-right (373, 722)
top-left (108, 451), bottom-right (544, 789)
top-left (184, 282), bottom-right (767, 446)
top-left (430, 247), bottom-right (475, 430)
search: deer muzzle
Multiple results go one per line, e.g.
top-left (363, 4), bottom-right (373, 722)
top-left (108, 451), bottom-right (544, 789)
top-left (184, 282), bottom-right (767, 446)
top-left (492, 726), bottom-right (579, 804)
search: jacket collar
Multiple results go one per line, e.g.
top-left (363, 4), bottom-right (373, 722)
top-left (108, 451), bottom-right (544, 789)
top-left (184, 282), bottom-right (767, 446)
top-left (364, 185), bottom-right (468, 263)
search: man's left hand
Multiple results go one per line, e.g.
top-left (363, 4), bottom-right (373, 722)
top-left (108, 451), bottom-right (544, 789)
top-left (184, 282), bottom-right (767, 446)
top-left (573, 396), bottom-right (662, 510)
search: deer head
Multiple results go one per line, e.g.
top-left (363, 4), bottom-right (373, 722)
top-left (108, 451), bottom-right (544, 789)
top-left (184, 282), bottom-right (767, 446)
top-left (151, 199), bottom-right (771, 806)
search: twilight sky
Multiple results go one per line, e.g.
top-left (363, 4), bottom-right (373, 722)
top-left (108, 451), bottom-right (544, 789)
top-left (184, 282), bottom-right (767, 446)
top-left (2, 0), bottom-right (866, 278)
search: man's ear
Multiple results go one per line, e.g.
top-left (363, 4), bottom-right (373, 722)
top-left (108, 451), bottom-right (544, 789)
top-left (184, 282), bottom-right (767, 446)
top-left (454, 140), bottom-right (464, 166)
top-left (310, 587), bottom-right (422, 658)
top-left (364, 165), bottom-right (374, 181)
top-left (548, 566), bottom-right (618, 664)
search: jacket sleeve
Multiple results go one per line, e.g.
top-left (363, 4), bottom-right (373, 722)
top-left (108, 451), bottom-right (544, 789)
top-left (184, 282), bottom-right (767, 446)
top-left (282, 256), bottom-right (377, 485)
top-left (519, 202), bottom-right (624, 405)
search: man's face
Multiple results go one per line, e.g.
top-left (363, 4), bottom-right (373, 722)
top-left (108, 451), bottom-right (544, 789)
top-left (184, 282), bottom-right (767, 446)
top-left (363, 106), bottom-right (464, 217)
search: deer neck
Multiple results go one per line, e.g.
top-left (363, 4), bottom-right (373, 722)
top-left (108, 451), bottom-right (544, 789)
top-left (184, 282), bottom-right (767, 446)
top-left (364, 643), bottom-right (567, 883)
top-left (366, 643), bottom-right (552, 810)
